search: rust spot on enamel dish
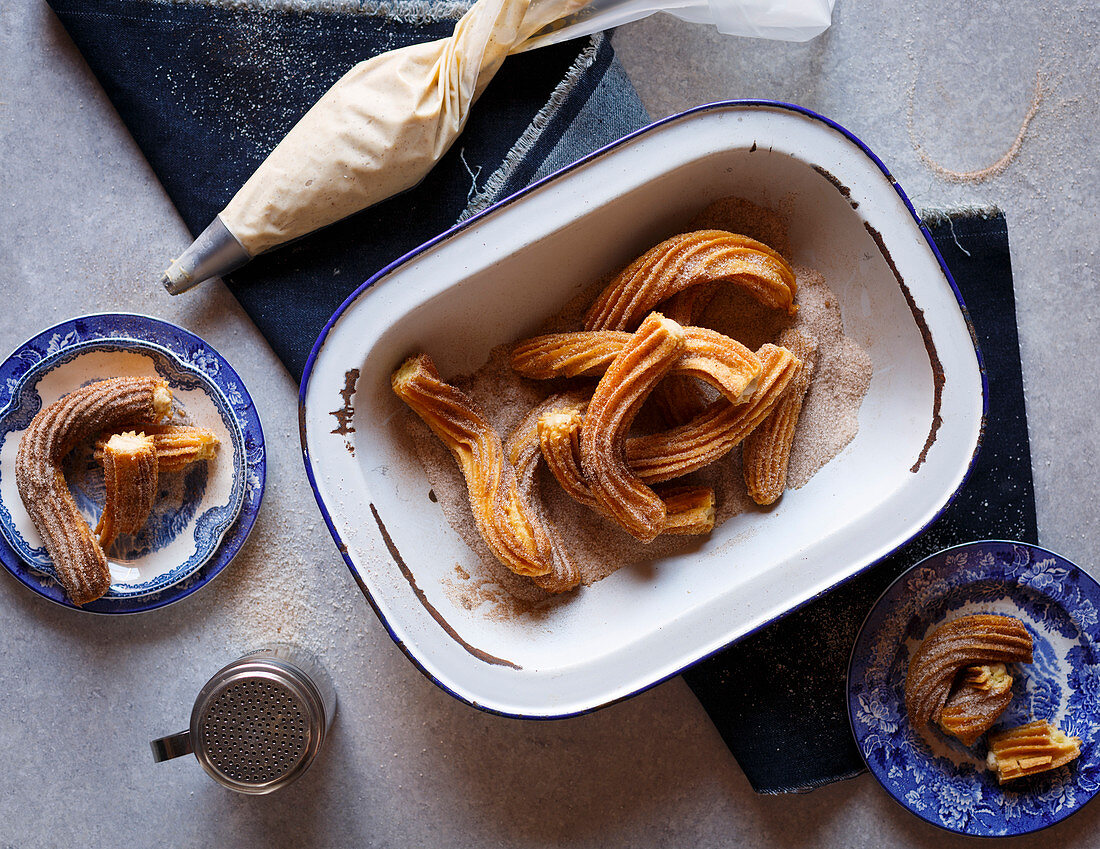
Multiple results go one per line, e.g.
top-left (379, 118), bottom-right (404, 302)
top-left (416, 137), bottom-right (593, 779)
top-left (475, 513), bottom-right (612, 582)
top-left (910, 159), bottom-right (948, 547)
top-left (813, 165), bottom-right (859, 209)
top-left (863, 222), bottom-right (945, 472)
top-left (330, 368), bottom-right (360, 455)
top-left (370, 503), bottom-right (521, 670)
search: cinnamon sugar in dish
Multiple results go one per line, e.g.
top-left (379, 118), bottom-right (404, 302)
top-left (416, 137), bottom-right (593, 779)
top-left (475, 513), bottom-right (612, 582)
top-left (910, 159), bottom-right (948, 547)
top-left (401, 198), bottom-right (873, 619)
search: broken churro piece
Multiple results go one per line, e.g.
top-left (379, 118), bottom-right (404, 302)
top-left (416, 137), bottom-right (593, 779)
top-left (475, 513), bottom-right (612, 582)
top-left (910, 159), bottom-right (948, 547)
top-left (392, 354), bottom-right (552, 579)
top-left (905, 614), bottom-right (1033, 731)
top-left (579, 313), bottom-right (685, 542)
top-left (657, 486), bottom-right (716, 535)
top-left (624, 343), bottom-right (799, 484)
top-left (15, 377), bottom-right (171, 604)
top-left (743, 328), bottom-right (818, 505)
top-left (95, 431), bottom-right (159, 550)
top-left (97, 424), bottom-right (218, 473)
top-left (584, 230), bottom-right (797, 332)
top-left (987, 720), bottom-right (1081, 783)
top-left (938, 663), bottom-right (1015, 747)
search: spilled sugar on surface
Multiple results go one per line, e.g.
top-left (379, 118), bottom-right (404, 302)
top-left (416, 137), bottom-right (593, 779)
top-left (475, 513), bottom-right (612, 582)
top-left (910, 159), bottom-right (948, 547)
top-left (401, 198), bottom-right (872, 620)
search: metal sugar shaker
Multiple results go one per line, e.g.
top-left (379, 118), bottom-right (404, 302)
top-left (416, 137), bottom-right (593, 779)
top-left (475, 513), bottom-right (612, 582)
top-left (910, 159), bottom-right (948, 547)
top-left (151, 644), bottom-right (336, 794)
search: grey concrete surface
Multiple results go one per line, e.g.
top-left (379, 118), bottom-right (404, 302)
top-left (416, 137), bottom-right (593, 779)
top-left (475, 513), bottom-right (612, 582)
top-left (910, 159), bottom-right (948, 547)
top-left (1, 0), bottom-right (1098, 846)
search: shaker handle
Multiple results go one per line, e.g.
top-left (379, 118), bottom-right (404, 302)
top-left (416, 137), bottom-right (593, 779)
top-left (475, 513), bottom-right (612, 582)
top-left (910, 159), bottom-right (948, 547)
top-left (151, 730), bottom-right (194, 762)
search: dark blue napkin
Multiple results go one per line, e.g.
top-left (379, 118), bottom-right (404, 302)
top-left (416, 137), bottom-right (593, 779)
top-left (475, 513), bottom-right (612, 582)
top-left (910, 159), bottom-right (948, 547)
top-left (46, 0), bottom-right (1035, 794)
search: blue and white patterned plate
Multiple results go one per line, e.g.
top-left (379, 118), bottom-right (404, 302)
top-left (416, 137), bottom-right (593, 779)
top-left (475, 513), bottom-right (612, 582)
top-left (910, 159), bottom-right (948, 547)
top-left (848, 541), bottom-right (1100, 836)
top-left (0, 314), bottom-right (265, 613)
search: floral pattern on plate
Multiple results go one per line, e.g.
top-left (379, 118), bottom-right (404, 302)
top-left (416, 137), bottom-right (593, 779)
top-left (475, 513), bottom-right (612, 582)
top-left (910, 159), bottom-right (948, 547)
top-left (0, 314), bottom-right (265, 614)
top-left (848, 541), bottom-right (1100, 836)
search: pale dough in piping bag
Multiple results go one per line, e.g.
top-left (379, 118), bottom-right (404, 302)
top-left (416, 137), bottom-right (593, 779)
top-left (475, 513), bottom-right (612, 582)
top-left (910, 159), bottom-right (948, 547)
top-left (220, 0), bottom-right (588, 256)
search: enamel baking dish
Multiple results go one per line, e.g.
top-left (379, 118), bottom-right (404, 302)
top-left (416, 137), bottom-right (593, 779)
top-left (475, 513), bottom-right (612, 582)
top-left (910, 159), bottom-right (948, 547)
top-left (299, 102), bottom-right (984, 717)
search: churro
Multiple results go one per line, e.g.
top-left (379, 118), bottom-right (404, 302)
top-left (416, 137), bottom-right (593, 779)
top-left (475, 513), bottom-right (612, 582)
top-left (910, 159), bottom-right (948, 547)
top-left (584, 230), bottom-right (797, 332)
top-left (504, 394), bottom-right (585, 593)
top-left (536, 400), bottom-right (597, 512)
top-left (652, 280), bottom-right (720, 425)
top-left (938, 663), bottom-right (1015, 747)
top-left (537, 402), bottom-right (715, 535)
top-left (392, 355), bottom-right (551, 579)
top-left (987, 720), bottom-right (1081, 783)
top-left (653, 486), bottom-right (716, 535)
top-left (15, 377), bottom-right (171, 604)
top-left (905, 614), bottom-right (1033, 731)
top-left (95, 431), bottom-right (159, 550)
top-left (97, 424), bottom-right (218, 473)
top-left (624, 343), bottom-right (799, 484)
top-left (511, 326), bottom-right (761, 406)
top-left (743, 328), bottom-right (818, 505)
top-left (579, 313), bottom-right (685, 542)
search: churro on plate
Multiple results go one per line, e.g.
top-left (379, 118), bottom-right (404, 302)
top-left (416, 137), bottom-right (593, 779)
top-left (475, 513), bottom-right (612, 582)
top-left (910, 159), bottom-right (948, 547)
top-left (987, 720), bottom-right (1082, 783)
top-left (905, 614), bottom-right (1033, 731)
top-left (936, 663), bottom-right (1015, 747)
top-left (98, 423), bottom-right (218, 473)
top-left (15, 377), bottom-right (171, 604)
top-left (95, 431), bottom-right (159, 550)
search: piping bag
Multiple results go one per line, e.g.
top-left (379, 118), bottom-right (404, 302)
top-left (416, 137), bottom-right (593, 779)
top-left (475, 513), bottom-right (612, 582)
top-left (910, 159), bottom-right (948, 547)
top-left (162, 0), bottom-right (834, 294)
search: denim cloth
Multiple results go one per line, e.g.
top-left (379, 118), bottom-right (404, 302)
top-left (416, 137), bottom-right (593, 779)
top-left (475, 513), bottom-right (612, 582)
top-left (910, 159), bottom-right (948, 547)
top-left (47, 0), bottom-right (648, 381)
top-left (47, 0), bottom-right (1035, 794)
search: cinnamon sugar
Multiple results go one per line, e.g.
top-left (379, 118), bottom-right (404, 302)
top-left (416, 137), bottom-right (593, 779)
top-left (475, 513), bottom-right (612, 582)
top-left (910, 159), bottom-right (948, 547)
top-left (404, 198), bottom-right (872, 618)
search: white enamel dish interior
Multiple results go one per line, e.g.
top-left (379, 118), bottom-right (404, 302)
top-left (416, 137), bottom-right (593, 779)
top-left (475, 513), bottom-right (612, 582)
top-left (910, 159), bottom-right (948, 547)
top-left (301, 103), bottom-right (984, 717)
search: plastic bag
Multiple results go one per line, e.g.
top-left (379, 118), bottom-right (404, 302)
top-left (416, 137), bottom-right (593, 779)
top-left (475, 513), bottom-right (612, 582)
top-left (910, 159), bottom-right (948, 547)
top-left (518, 0), bottom-right (835, 50)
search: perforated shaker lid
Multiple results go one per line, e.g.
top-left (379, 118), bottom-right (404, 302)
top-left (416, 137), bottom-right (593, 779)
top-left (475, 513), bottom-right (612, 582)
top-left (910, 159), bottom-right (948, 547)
top-left (190, 657), bottom-right (327, 794)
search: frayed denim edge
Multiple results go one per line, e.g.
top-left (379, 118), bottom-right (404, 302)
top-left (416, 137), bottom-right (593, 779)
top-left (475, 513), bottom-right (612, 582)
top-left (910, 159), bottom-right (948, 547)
top-left (458, 32), bottom-right (603, 221)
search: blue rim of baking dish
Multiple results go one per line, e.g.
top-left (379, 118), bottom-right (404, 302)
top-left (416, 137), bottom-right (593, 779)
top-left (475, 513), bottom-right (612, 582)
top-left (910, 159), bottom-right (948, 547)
top-left (298, 99), bottom-right (988, 719)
